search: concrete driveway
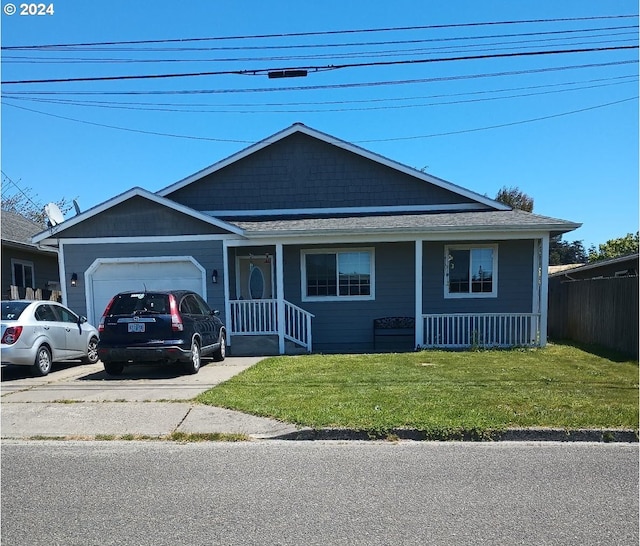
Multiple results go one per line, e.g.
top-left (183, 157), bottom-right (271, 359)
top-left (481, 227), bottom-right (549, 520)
top-left (0, 357), bottom-right (262, 402)
top-left (0, 357), bottom-right (304, 440)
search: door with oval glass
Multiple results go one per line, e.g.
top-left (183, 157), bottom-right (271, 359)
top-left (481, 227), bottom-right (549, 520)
top-left (236, 255), bottom-right (274, 300)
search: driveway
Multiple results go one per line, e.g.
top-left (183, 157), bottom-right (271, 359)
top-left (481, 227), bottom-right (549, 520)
top-left (0, 357), bottom-right (304, 439)
top-left (0, 357), bottom-right (263, 402)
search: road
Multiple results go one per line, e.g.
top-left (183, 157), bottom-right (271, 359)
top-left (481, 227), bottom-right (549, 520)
top-left (2, 441), bottom-right (637, 545)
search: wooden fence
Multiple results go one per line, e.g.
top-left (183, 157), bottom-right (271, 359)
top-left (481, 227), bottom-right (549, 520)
top-left (548, 276), bottom-right (638, 358)
top-left (5, 285), bottom-right (62, 302)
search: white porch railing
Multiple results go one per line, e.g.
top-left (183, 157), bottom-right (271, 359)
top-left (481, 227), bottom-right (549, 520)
top-left (422, 313), bottom-right (541, 348)
top-left (229, 299), bottom-right (314, 352)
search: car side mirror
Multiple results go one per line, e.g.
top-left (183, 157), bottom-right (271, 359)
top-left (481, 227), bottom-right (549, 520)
top-left (212, 309), bottom-right (220, 316)
top-left (78, 316), bottom-right (87, 325)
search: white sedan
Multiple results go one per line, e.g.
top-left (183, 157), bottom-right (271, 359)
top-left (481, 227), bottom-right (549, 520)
top-left (1, 300), bottom-right (99, 376)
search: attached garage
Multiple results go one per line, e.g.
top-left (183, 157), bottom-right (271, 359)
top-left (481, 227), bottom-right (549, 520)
top-left (86, 257), bottom-right (206, 325)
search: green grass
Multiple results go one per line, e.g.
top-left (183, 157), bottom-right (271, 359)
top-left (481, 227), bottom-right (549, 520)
top-left (196, 343), bottom-right (639, 435)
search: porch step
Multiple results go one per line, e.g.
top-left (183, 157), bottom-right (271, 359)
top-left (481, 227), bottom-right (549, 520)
top-left (228, 335), bottom-right (308, 357)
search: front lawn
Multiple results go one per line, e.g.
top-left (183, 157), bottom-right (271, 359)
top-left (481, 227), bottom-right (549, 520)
top-left (196, 343), bottom-right (638, 435)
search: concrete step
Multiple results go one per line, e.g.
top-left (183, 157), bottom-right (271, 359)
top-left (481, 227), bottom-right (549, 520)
top-left (228, 334), bottom-right (308, 356)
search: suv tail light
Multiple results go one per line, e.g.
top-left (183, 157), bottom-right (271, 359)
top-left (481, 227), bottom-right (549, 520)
top-left (2, 326), bottom-right (23, 345)
top-left (98, 296), bottom-right (115, 333)
top-left (169, 294), bottom-right (184, 332)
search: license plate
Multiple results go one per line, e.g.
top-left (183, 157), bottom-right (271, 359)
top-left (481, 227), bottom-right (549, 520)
top-left (128, 323), bottom-right (145, 333)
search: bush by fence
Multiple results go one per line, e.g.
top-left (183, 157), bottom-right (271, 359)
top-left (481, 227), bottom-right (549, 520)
top-left (548, 276), bottom-right (638, 358)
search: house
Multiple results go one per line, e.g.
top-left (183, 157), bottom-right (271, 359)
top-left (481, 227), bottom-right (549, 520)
top-left (32, 123), bottom-right (580, 354)
top-left (1, 210), bottom-right (60, 300)
top-left (549, 254), bottom-right (639, 282)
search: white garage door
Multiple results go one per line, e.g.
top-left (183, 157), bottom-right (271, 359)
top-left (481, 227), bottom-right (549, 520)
top-left (88, 258), bottom-right (205, 325)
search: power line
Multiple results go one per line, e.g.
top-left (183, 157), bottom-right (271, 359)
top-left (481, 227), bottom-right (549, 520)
top-left (4, 25), bottom-right (636, 55)
top-left (2, 14), bottom-right (636, 50)
top-left (357, 96), bottom-right (638, 142)
top-left (3, 45), bottom-right (637, 85)
top-left (3, 96), bottom-right (636, 144)
top-left (4, 60), bottom-right (637, 96)
top-left (5, 77), bottom-right (636, 114)
top-left (3, 31), bottom-right (636, 64)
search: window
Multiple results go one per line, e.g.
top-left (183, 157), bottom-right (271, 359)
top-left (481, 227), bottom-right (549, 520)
top-left (302, 249), bottom-right (374, 301)
top-left (445, 245), bottom-right (497, 298)
top-left (11, 259), bottom-right (34, 288)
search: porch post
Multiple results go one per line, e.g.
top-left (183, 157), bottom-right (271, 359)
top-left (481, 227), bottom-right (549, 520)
top-left (276, 243), bottom-right (285, 354)
top-left (223, 240), bottom-right (232, 347)
top-left (539, 234), bottom-right (550, 346)
top-left (415, 239), bottom-right (424, 349)
top-left (531, 238), bottom-right (541, 345)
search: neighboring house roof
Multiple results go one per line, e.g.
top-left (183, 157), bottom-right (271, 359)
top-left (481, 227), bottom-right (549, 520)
top-left (548, 264), bottom-right (584, 275)
top-left (549, 253), bottom-right (639, 278)
top-left (157, 123), bottom-right (511, 212)
top-left (1, 210), bottom-right (57, 253)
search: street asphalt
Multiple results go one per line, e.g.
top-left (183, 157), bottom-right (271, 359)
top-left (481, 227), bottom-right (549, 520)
top-left (1, 356), bottom-right (637, 442)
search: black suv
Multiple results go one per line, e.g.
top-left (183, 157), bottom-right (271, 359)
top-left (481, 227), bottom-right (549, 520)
top-left (97, 290), bottom-right (226, 376)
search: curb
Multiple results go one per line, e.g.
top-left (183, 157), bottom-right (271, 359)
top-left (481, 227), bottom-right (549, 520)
top-left (267, 428), bottom-right (639, 443)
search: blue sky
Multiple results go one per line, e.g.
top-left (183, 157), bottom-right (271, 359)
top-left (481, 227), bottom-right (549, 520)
top-left (1, 0), bottom-right (638, 249)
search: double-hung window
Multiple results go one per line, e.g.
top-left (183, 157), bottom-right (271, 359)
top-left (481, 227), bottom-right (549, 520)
top-left (445, 245), bottom-right (497, 298)
top-left (11, 259), bottom-right (34, 288)
top-left (302, 249), bottom-right (374, 301)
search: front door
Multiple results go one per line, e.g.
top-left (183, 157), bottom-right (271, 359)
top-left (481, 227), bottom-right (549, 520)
top-left (236, 256), bottom-right (274, 300)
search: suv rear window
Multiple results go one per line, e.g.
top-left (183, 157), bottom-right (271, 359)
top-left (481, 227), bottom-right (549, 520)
top-left (108, 293), bottom-right (170, 315)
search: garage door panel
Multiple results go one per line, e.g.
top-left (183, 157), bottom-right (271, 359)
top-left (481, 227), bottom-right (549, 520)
top-left (89, 260), bottom-right (204, 325)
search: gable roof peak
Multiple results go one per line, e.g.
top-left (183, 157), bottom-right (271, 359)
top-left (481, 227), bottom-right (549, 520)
top-left (158, 123), bottom-right (510, 211)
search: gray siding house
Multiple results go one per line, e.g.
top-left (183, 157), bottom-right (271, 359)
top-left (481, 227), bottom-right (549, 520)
top-left (2, 210), bottom-right (60, 300)
top-left (33, 124), bottom-right (580, 354)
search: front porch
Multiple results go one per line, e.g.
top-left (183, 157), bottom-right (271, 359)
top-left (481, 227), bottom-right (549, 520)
top-left (222, 238), bottom-right (549, 355)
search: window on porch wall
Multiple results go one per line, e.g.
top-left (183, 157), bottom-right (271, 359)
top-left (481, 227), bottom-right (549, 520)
top-left (303, 250), bottom-right (372, 300)
top-left (445, 245), bottom-right (497, 298)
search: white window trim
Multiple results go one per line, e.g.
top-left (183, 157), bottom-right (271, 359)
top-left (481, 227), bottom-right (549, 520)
top-left (301, 248), bottom-right (375, 302)
top-left (444, 244), bottom-right (498, 299)
top-left (11, 259), bottom-right (35, 288)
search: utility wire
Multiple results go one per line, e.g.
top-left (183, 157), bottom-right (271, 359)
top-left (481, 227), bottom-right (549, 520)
top-left (3, 45), bottom-right (637, 85)
top-left (357, 96), bottom-right (638, 141)
top-left (5, 60), bottom-right (637, 95)
top-left (3, 74), bottom-right (636, 109)
top-left (2, 14), bottom-right (636, 50)
top-left (3, 32), bottom-right (637, 64)
top-left (3, 96), bottom-right (636, 143)
top-left (4, 78), bottom-right (636, 114)
top-left (4, 25), bottom-right (636, 54)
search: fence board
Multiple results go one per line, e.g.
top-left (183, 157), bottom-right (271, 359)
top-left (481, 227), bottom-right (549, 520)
top-left (548, 276), bottom-right (638, 357)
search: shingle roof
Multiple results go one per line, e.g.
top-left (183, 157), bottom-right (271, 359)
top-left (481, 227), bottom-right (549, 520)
top-left (1, 210), bottom-right (45, 246)
top-left (233, 209), bottom-right (580, 237)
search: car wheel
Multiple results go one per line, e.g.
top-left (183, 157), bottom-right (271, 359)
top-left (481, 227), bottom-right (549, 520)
top-left (103, 361), bottom-right (124, 376)
top-left (213, 333), bottom-right (226, 362)
top-left (32, 345), bottom-right (52, 377)
top-left (82, 337), bottom-right (99, 364)
top-left (184, 339), bottom-right (201, 375)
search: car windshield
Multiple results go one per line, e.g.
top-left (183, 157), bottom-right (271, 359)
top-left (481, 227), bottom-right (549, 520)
top-left (109, 293), bottom-right (169, 315)
top-left (1, 301), bottom-right (30, 321)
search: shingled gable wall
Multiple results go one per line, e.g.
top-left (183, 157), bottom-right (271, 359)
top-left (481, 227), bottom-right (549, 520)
top-left (162, 132), bottom-right (483, 214)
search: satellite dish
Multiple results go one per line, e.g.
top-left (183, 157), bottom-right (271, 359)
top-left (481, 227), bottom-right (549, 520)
top-left (73, 199), bottom-right (81, 215)
top-left (44, 202), bottom-right (65, 227)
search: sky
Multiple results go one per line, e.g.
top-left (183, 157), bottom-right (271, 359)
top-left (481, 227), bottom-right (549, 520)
top-left (1, 0), bottom-right (638, 250)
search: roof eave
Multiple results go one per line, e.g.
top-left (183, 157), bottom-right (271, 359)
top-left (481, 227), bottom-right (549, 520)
top-left (242, 222), bottom-right (582, 239)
